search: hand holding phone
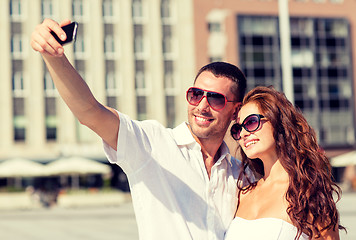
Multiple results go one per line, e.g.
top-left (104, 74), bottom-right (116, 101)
top-left (51, 22), bottom-right (78, 45)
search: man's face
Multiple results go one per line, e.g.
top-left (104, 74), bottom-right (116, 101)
top-left (187, 71), bottom-right (240, 142)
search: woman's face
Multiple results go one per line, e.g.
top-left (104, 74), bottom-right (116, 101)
top-left (237, 102), bottom-right (277, 161)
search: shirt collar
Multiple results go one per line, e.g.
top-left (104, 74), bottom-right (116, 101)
top-left (172, 122), bottom-right (196, 146)
top-left (172, 122), bottom-right (233, 166)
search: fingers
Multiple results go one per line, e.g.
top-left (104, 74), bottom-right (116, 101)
top-left (31, 18), bottom-right (68, 56)
top-left (60, 19), bottom-right (72, 27)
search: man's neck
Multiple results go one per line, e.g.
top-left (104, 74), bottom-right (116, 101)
top-left (199, 139), bottom-right (223, 178)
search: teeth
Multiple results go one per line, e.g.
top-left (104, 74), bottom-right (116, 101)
top-left (196, 116), bottom-right (209, 122)
top-left (245, 140), bottom-right (258, 147)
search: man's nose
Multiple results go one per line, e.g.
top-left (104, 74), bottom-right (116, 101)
top-left (196, 96), bottom-right (210, 112)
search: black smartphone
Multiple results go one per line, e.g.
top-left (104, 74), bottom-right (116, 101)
top-left (51, 22), bottom-right (78, 45)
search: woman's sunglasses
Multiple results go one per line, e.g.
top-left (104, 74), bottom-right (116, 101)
top-left (186, 87), bottom-right (235, 111)
top-left (231, 114), bottom-right (265, 140)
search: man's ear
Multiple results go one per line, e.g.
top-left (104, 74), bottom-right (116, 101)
top-left (231, 103), bottom-right (242, 120)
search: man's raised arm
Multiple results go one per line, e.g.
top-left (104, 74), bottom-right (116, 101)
top-left (31, 19), bottom-right (119, 150)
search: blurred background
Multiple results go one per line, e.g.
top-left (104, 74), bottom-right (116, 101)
top-left (0, 0), bottom-right (355, 239)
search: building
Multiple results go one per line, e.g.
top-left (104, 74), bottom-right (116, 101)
top-left (0, 0), bottom-right (195, 161)
top-left (193, 0), bottom-right (356, 161)
top-left (1, 0), bottom-right (355, 172)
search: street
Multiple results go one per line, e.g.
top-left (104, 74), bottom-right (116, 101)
top-left (0, 192), bottom-right (355, 240)
top-left (0, 202), bottom-right (139, 240)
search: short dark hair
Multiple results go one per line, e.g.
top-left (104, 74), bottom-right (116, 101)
top-left (194, 62), bottom-right (247, 102)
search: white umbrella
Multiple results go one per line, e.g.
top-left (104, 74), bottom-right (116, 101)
top-left (45, 156), bottom-right (111, 175)
top-left (0, 158), bottom-right (46, 177)
top-left (331, 151), bottom-right (356, 167)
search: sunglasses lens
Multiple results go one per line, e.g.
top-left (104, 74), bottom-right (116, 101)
top-left (244, 115), bottom-right (260, 132)
top-left (187, 88), bottom-right (204, 105)
top-left (207, 92), bottom-right (226, 110)
top-left (231, 124), bottom-right (242, 140)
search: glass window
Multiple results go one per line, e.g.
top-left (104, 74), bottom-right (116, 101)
top-left (44, 71), bottom-right (57, 96)
top-left (42, 0), bottom-right (54, 18)
top-left (11, 34), bottom-right (24, 58)
top-left (161, 0), bottom-right (171, 19)
top-left (132, 0), bottom-right (143, 20)
top-left (104, 35), bottom-right (115, 54)
top-left (13, 97), bottom-right (26, 141)
top-left (134, 25), bottom-right (144, 55)
top-left (291, 49), bottom-right (314, 67)
top-left (72, 0), bottom-right (84, 18)
top-left (208, 22), bottom-right (221, 33)
top-left (10, 0), bottom-right (23, 19)
top-left (240, 17), bottom-right (276, 35)
top-left (102, 0), bottom-right (113, 18)
top-left (45, 96), bottom-right (57, 140)
top-left (137, 96), bottom-right (147, 120)
top-left (165, 96), bottom-right (175, 128)
top-left (12, 71), bottom-right (25, 97)
top-left (74, 34), bottom-right (85, 55)
top-left (238, 15), bottom-right (354, 147)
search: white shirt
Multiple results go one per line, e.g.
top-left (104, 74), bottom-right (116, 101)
top-left (224, 217), bottom-right (309, 240)
top-left (103, 112), bottom-right (243, 240)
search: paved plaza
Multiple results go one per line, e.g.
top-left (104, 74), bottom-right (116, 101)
top-left (0, 191), bottom-right (355, 239)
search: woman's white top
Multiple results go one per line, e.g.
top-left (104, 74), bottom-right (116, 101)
top-left (224, 217), bottom-right (309, 240)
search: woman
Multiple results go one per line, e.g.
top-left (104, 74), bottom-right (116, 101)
top-left (225, 86), bottom-right (345, 240)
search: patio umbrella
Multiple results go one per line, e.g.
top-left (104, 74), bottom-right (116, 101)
top-left (0, 158), bottom-right (46, 177)
top-left (330, 151), bottom-right (356, 167)
top-left (45, 156), bottom-right (111, 175)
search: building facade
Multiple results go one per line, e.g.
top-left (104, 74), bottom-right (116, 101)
top-left (0, 0), bottom-right (196, 161)
top-left (1, 0), bottom-right (355, 164)
top-left (193, 0), bottom-right (356, 158)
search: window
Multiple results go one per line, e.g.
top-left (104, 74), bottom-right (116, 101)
top-left (106, 71), bottom-right (119, 96)
top-left (11, 34), bottom-right (25, 59)
top-left (42, 0), bottom-right (54, 19)
top-left (165, 96), bottom-right (175, 128)
top-left (12, 71), bottom-right (25, 97)
top-left (135, 60), bottom-right (148, 95)
top-left (136, 96), bottom-right (147, 120)
top-left (162, 25), bottom-right (174, 57)
top-left (132, 0), bottom-right (143, 22)
top-left (10, 0), bottom-right (23, 20)
top-left (74, 34), bottom-right (86, 57)
top-left (208, 22), bottom-right (221, 33)
top-left (135, 71), bottom-right (145, 90)
top-left (72, 0), bottom-right (85, 20)
top-left (13, 97), bottom-right (26, 141)
top-left (103, 0), bottom-right (114, 19)
top-left (291, 49), bottom-right (314, 67)
top-left (161, 0), bottom-right (171, 20)
top-left (44, 71), bottom-right (57, 96)
top-left (45, 97), bottom-right (57, 140)
top-left (134, 25), bottom-right (145, 57)
top-left (104, 35), bottom-right (116, 58)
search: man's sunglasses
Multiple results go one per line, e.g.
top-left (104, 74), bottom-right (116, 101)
top-left (186, 87), bottom-right (236, 111)
top-left (231, 114), bottom-right (265, 140)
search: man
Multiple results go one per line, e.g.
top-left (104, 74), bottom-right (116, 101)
top-left (31, 19), bottom-right (247, 240)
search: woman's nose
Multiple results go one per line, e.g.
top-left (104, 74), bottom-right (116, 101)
top-left (240, 127), bottom-right (250, 139)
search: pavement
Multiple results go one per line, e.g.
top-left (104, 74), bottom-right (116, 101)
top-left (0, 190), bottom-right (355, 239)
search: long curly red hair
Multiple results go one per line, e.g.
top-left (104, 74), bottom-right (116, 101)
top-left (236, 86), bottom-right (345, 239)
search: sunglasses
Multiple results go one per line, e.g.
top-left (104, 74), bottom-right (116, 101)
top-left (186, 87), bottom-right (236, 111)
top-left (231, 114), bottom-right (265, 140)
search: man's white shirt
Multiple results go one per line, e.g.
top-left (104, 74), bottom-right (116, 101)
top-left (103, 112), bottom-right (243, 240)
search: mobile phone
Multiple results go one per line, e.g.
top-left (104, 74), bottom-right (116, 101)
top-left (51, 22), bottom-right (78, 45)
